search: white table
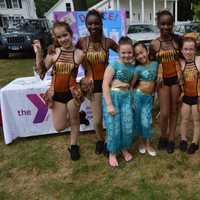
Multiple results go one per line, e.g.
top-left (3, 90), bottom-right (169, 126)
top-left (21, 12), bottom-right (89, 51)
top-left (0, 77), bottom-right (94, 144)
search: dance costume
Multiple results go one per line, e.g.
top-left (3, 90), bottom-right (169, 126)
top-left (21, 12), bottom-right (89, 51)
top-left (77, 37), bottom-right (109, 93)
top-left (156, 39), bottom-right (181, 86)
top-left (103, 61), bottom-right (135, 153)
top-left (52, 48), bottom-right (78, 103)
top-left (182, 60), bottom-right (200, 105)
top-left (133, 61), bottom-right (158, 139)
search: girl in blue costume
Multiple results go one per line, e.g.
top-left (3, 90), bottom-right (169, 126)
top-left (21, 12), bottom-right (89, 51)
top-left (103, 36), bottom-right (135, 167)
top-left (132, 42), bottom-right (158, 156)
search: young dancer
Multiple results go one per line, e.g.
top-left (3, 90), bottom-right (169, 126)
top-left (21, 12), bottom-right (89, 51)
top-left (149, 10), bottom-right (182, 153)
top-left (33, 22), bottom-right (84, 161)
top-left (102, 36), bottom-right (134, 167)
top-left (76, 9), bottom-right (118, 154)
top-left (179, 33), bottom-right (200, 154)
top-left (132, 42), bottom-right (158, 156)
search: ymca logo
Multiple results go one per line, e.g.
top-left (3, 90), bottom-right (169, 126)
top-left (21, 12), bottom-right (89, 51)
top-left (27, 94), bottom-right (48, 124)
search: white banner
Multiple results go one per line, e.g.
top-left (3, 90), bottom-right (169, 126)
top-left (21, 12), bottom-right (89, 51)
top-left (0, 77), bottom-right (94, 144)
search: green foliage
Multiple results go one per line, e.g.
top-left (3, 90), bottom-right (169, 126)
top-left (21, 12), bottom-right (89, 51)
top-left (35, 0), bottom-right (58, 17)
top-left (193, 1), bottom-right (200, 21)
top-left (35, 0), bottom-right (102, 17)
top-left (0, 58), bottom-right (33, 87)
top-left (86, 0), bottom-right (101, 8)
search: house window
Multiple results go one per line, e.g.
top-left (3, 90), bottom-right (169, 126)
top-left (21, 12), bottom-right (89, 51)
top-left (0, 0), bottom-right (6, 8)
top-left (6, 0), bottom-right (12, 8)
top-left (66, 3), bottom-right (71, 11)
top-left (12, 0), bottom-right (19, 8)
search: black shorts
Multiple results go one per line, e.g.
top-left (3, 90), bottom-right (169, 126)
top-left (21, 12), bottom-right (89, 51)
top-left (163, 76), bottom-right (178, 86)
top-left (93, 80), bottom-right (103, 93)
top-left (182, 95), bottom-right (198, 105)
top-left (52, 90), bottom-right (73, 104)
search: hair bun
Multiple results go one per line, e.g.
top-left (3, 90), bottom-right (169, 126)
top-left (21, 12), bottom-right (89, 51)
top-left (183, 32), bottom-right (198, 41)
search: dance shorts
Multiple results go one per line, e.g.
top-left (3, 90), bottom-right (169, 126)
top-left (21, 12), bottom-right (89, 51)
top-left (163, 76), bottom-right (178, 86)
top-left (182, 95), bottom-right (198, 105)
top-left (52, 90), bottom-right (73, 104)
top-left (93, 80), bottom-right (103, 93)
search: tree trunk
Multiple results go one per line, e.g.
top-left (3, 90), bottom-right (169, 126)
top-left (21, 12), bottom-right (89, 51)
top-left (73, 0), bottom-right (87, 11)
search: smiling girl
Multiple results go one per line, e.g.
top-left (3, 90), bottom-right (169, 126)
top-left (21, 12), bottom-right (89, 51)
top-left (102, 36), bottom-right (135, 167)
top-left (149, 10), bottom-right (182, 153)
top-left (76, 10), bottom-right (118, 155)
top-left (33, 22), bottom-right (84, 161)
top-left (132, 42), bottom-right (158, 156)
top-left (179, 34), bottom-right (200, 154)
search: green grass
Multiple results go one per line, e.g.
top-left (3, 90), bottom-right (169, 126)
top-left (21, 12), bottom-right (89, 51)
top-left (1, 58), bottom-right (200, 199)
top-left (0, 58), bottom-right (34, 86)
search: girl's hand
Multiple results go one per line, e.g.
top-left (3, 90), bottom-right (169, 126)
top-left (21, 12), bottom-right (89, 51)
top-left (179, 92), bottom-right (184, 103)
top-left (41, 86), bottom-right (54, 108)
top-left (47, 44), bottom-right (56, 55)
top-left (107, 104), bottom-right (116, 116)
top-left (156, 78), bottom-right (163, 91)
top-left (32, 40), bottom-right (43, 55)
top-left (80, 78), bottom-right (93, 92)
top-left (70, 86), bottom-right (84, 104)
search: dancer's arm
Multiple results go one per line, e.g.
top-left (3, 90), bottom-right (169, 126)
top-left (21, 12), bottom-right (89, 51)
top-left (131, 74), bottom-right (138, 89)
top-left (103, 66), bottom-right (116, 115)
top-left (195, 56), bottom-right (200, 111)
top-left (33, 40), bottom-right (54, 79)
top-left (107, 38), bottom-right (119, 52)
top-left (69, 49), bottom-right (85, 104)
top-left (149, 39), bottom-right (159, 60)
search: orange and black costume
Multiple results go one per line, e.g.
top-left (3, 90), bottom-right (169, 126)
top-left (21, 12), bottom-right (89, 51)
top-left (76, 37), bottom-right (109, 93)
top-left (52, 48), bottom-right (79, 103)
top-left (182, 60), bottom-right (200, 105)
top-left (156, 39), bottom-right (181, 86)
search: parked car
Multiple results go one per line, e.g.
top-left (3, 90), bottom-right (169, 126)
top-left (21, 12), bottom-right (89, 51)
top-left (174, 22), bottom-right (200, 47)
top-left (0, 33), bottom-right (9, 58)
top-left (0, 18), bottom-right (52, 58)
top-left (127, 24), bottom-right (159, 46)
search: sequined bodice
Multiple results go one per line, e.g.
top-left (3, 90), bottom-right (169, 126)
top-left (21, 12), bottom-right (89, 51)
top-left (53, 49), bottom-right (77, 92)
top-left (135, 61), bottom-right (158, 81)
top-left (111, 61), bottom-right (135, 83)
top-left (183, 61), bottom-right (199, 96)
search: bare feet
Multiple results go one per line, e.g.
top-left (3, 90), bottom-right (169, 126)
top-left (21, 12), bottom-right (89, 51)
top-left (122, 150), bottom-right (133, 162)
top-left (108, 154), bottom-right (118, 167)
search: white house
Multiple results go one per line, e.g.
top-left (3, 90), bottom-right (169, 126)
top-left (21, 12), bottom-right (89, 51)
top-left (0, 0), bottom-right (37, 31)
top-left (44, 0), bottom-right (184, 26)
top-left (44, 0), bottom-right (74, 25)
top-left (89, 0), bottom-right (179, 25)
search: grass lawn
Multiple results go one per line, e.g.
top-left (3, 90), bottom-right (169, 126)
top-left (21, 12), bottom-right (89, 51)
top-left (0, 58), bottom-right (200, 200)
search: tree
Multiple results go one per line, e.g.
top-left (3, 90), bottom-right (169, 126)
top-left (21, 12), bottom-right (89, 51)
top-left (73, 0), bottom-right (87, 11)
top-left (35, 0), bottom-right (58, 17)
top-left (178, 0), bottom-right (193, 21)
top-left (73, 0), bottom-right (101, 11)
top-left (193, 0), bottom-right (200, 21)
top-left (35, 0), bottom-right (102, 17)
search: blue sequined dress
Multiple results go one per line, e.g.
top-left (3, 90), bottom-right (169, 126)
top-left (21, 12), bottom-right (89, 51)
top-left (133, 61), bottom-right (158, 139)
top-left (103, 61), bottom-right (135, 154)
